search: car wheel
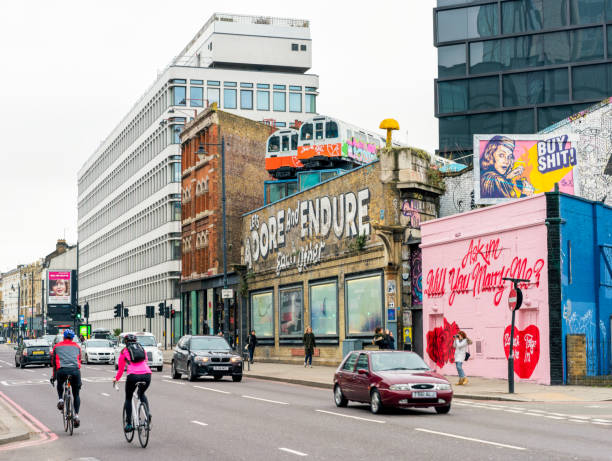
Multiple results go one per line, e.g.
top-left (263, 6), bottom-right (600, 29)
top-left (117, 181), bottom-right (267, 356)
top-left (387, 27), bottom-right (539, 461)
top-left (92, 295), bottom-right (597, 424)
top-left (435, 404), bottom-right (451, 414)
top-left (20, 361), bottom-right (25, 369)
top-left (84, 354), bottom-right (88, 365)
top-left (370, 389), bottom-right (383, 414)
top-left (334, 384), bottom-right (348, 407)
top-left (188, 362), bottom-right (197, 382)
top-left (232, 375), bottom-right (242, 382)
top-left (157, 366), bottom-right (163, 372)
top-left (213, 374), bottom-right (222, 381)
top-left (171, 361), bottom-right (181, 379)
top-left (15, 358), bottom-right (18, 367)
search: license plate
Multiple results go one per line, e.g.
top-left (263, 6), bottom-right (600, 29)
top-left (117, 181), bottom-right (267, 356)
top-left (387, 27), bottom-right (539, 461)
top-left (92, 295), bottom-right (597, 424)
top-left (412, 391), bottom-right (436, 398)
top-left (32, 351), bottom-right (44, 355)
top-left (213, 366), bottom-right (229, 371)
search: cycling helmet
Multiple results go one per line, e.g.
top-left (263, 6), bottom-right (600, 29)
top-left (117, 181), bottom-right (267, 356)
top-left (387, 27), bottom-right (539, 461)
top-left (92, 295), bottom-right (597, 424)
top-left (63, 329), bottom-right (75, 339)
top-left (124, 334), bottom-right (138, 343)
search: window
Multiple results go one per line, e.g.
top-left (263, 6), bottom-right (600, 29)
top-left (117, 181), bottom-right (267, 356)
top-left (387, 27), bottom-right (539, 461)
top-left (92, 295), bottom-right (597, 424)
top-left (310, 281), bottom-right (338, 336)
top-left (172, 125), bottom-right (184, 144)
top-left (240, 82), bottom-right (253, 88)
top-left (257, 83), bottom-right (270, 89)
top-left (279, 286), bottom-right (303, 336)
top-left (436, 4), bottom-right (499, 43)
top-left (273, 84), bottom-right (286, 90)
top-left (469, 39), bottom-right (502, 74)
top-left (207, 80), bottom-right (220, 86)
top-left (537, 103), bottom-right (592, 129)
top-left (224, 81), bottom-right (237, 87)
top-left (292, 133), bottom-right (298, 150)
top-left (438, 44), bottom-right (466, 78)
top-left (173, 86), bottom-right (186, 105)
top-left (251, 291), bottom-right (273, 337)
top-left (502, 109), bottom-right (535, 133)
top-left (172, 240), bottom-right (181, 260)
top-left (170, 79), bottom-right (187, 84)
top-left (502, 0), bottom-right (567, 34)
top-left (345, 274), bottom-right (382, 336)
top-left (571, 27), bottom-right (604, 62)
top-left (190, 86), bottom-right (203, 107)
top-left (438, 80), bottom-right (468, 114)
top-left (281, 135), bottom-right (290, 152)
top-left (572, 63), bottom-right (612, 100)
top-left (268, 136), bottom-right (280, 152)
top-left (257, 91), bottom-right (270, 110)
top-left (439, 115), bottom-right (470, 151)
top-left (289, 85), bottom-right (302, 91)
top-left (468, 76), bottom-right (499, 110)
top-left (356, 354), bottom-right (369, 371)
top-left (301, 123), bottom-right (313, 140)
top-left (342, 352), bottom-right (358, 371)
top-left (224, 89), bottom-right (237, 109)
top-left (190, 80), bottom-right (204, 85)
top-left (291, 43), bottom-right (299, 51)
top-left (326, 120), bottom-right (339, 138)
top-left (207, 88), bottom-right (220, 106)
top-left (608, 26), bottom-right (612, 57)
top-left (315, 122), bottom-right (324, 140)
top-left (171, 162), bottom-right (181, 182)
top-left (300, 44), bottom-right (307, 51)
top-left (172, 202), bottom-right (181, 221)
top-left (570, 0), bottom-right (604, 24)
top-left (240, 90), bottom-right (253, 109)
top-left (305, 94), bottom-right (316, 113)
top-left (275, 122), bottom-right (286, 127)
top-left (305, 87), bottom-right (317, 92)
top-left (289, 92), bottom-right (302, 112)
top-left (503, 69), bottom-right (569, 106)
top-left (273, 92), bottom-right (286, 111)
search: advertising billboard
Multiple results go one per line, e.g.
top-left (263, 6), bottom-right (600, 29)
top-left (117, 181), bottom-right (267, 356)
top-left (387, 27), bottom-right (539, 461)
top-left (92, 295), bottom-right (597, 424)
top-left (48, 271), bottom-right (72, 305)
top-left (474, 134), bottom-right (578, 205)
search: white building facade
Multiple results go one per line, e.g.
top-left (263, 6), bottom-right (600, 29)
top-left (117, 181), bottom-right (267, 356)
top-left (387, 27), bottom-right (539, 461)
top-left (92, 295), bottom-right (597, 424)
top-left (2, 269), bottom-right (21, 323)
top-left (77, 13), bottom-right (319, 341)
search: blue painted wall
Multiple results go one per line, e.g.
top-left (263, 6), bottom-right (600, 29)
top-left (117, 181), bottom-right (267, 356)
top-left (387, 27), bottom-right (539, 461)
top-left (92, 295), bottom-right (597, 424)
top-left (559, 195), bottom-right (612, 382)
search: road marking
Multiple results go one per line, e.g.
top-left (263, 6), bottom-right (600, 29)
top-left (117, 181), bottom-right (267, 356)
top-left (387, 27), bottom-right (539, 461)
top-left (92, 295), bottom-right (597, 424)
top-left (242, 395), bottom-right (289, 405)
top-left (544, 415), bottom-right (565, 420)
top-left (504, 410), bottom-right (523, 413)
top-left (524, 412), bottom-right (545, 417)
top-left (23, 369), bottom-right (35, 373)
top-left (414, 428), bottom-right (525, 451)
top-left (591, 418), bottom-right (612, 423)
top-left (163, 380), bottom-right (185, 385)
top-left (163, 375), bottom-right (172, 379)
top-left (0, 381), bottom-right (8, 386)
top-left (549, 412), bottom-right (567, 417)
top-left (279, 447), bottom-right (308, 457)
top-left (569, 419), bottom-right (588, 423)
top-left (191, 420), bottom-right (208, 427)
top-left (592, 422), bottom-right (612, 426)
top-left (524, 409), bottom-right (546, 413)
top-left (194, 386), bottom-right (231, 394)
top-left (315, 409), bottom-right (385, 424)
top-left (101, 393), bottom-right (110, 397)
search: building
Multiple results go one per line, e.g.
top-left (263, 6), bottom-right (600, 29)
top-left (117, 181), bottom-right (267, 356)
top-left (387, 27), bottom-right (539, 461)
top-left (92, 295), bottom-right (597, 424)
top-left (240, 148), bottom-right (444, 363)
top-left (434, 0), bottom-right (612, 162)
top-left (19, 260), bottom-right (44, 337)
top-left (179, 106), bottom-right (276, 340)
top-left (421, 191), bottom-right (611, 385)
top-left (43, 240), bottom-right (77, 335)
top-left (77, 13), bottom-right (319, 342)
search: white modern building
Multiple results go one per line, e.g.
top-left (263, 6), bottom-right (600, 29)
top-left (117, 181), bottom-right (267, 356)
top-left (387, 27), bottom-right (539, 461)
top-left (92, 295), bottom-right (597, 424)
top-left (77, 13), bottom-right (319, 341)
top-left (2, 268), bottom-right (21, 323)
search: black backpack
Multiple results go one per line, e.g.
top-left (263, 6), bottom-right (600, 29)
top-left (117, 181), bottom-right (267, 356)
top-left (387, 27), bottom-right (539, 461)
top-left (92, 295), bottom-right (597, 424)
top-left (126, 342), bottom-right (146, 363)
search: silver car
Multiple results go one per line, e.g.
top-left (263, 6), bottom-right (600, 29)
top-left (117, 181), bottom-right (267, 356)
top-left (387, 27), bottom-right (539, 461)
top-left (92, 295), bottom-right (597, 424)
top-left (82, 339), bottom-right (114, 364)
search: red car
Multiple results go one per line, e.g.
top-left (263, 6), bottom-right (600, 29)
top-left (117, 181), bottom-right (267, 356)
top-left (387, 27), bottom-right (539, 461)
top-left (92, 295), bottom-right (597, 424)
top-left (333, 350), bottom-right (453, 414)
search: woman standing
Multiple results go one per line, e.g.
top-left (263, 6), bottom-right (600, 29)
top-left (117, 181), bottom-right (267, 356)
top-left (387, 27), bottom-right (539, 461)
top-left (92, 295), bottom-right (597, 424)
top-left (453, 331), bottom-right (470, 385)
top-left (246, 330), bottom-right (257, 365)
top-left (303, 327), bottom-right (316, 368)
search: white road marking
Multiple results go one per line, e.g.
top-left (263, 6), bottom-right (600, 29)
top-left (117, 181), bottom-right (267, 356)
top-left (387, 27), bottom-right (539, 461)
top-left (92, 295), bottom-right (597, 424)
top-left (569, 419), bottom-right (588, 423)
top-left (23, 369), bottom-right (35, 373)
top-left (504, 410), bottom-right (523, 413)
top-left (279, 447), bottom-right (308, 457)
top-left (0, 360), bottom-right (12, 366)
top-left (0, 381), bottom-right (8, 386)
top-left (191, 420), bottom-right (208, 427)
top-left (163, 375), bottom-right (172, 379)
top-left (101, 393), bottom-right (110, 397)
top-left (586, 405), bottom-right (603, 408)
top-left (544, 415), bottom-right (565, 420)
top-left (591, 419), bottom-right (612, 423)
top-left (549, 412), bottom-right (567, 417)
top-left (592, 422), bottom-right (612, 426)
top-left (242, 395), bottom-right (289, 405)
top-left (524, 409), bottom-right (546, 413)
top-left (315, 409), bottom-right (385, 424)
top-left (162, 380), bottom-right (185, 385)
top-left (194, 386), bottom-right (231, 394)
top-left (524, 412), bottom-right (545, 417)
top-left (415, 428), bottom-right (526, 451)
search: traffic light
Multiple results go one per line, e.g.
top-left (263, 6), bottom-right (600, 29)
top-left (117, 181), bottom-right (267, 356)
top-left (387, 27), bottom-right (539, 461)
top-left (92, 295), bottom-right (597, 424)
top-left (170, 308), bottom-right (176, 319)
top-left (114, 304), bottom-right (122, 318)
top-left (164, 306), bottom-right (170, 319)
top-left (84, 303), bottom-right (90, 318)
top-left (146, 305), bottom-right (154, 318)
top-left (75, 305), bottom-right (82, 320)
top-left (158, 302), bottom-right (165, 316)
top-left (123, 307), bottom-right (129, 318)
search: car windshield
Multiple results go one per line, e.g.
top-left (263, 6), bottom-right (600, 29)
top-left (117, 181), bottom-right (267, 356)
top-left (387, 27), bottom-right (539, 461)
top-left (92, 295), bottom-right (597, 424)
top-left (370, 353), bottom-right (430, 372)
top-left (190, 337), bottom-right (230, 351)
top-left (25, 339), bottom-right (49, 347)
top-left (86, 340), bottom-right (111, 348)
top-left (42, 335), bottom-right (55, 342)
top-left (135, 336), bottom-right (156, 347)
top-left (56, 335), bottom-right (80, 344)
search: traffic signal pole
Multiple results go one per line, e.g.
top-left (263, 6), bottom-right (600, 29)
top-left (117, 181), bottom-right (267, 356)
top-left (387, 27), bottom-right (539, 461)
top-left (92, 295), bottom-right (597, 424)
top-left (502, 277), bottom-right (530, 394)
top-left (120, 302), bottom-right (124, 333)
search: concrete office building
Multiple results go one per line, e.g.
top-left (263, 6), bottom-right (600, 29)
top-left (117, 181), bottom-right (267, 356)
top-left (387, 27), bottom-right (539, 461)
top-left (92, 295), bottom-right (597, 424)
top-left (434, 0), bottom-right (612, 163)
top-left (78, 13), bottom-right (319, 342)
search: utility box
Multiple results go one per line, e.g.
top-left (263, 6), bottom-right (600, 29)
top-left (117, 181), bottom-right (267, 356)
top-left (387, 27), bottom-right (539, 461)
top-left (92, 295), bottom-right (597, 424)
top-left (342, 339), bottom-right (361, 358)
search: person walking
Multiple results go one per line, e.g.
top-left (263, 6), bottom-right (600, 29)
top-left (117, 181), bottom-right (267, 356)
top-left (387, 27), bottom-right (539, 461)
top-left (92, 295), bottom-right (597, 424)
top-left (246, 330), bottom-right (257, 365)
top-left (453, 330), bottom-right (471, 385)
top-left (303, 327), bottom-right (316, 368)
top-left (372, 327), bottom-right (388, 349)
top-left (386, 330), bottom-right (396, 350)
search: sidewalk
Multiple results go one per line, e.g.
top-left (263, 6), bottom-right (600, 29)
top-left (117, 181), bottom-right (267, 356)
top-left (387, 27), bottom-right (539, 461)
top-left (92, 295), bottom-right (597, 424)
top-left (0, 397), bottom-right (31, 446)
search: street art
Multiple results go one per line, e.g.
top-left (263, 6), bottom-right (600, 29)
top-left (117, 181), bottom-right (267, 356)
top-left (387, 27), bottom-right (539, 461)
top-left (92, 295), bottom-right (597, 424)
top-left (563, 300), bottom-right (601, 375)
top-left (411, 247), bottom-right (422, 306)
top-left (424, 237), bottom-right (545, 307)
top-left (426, 317), bottom-right (459, 368)
top-left (503, 324), bottom-right (540, 379)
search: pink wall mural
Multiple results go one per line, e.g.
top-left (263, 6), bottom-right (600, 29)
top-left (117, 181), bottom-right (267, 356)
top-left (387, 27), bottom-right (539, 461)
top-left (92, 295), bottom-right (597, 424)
top-left (421, 195), bottom-right (551, 384)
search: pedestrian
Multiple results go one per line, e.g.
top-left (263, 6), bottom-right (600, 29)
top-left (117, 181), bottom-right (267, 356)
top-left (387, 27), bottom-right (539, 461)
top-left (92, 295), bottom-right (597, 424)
top-left (386, 330), bottom-right (396, 350)
top-left (303, 327), bottom-right (316, 368)
top-left (372, 327), bottom-right (388, 350)
top-left (217, 330), bottom-right (224, 337)
top-left (246, 330), bottom-right (257, 364)
top-left (79, 334), bottom-right (85, 343)
top-left (453, 330), bottom-right (471, 385)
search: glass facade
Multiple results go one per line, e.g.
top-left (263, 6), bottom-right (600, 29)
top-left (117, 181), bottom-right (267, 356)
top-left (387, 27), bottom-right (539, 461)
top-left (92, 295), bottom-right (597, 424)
top-left (435, 0), bottom-right (612, 160)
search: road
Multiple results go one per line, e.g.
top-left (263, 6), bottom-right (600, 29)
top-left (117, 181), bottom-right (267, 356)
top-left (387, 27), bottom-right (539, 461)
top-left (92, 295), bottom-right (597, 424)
top-left (0, 345), bottom-right (610, 460)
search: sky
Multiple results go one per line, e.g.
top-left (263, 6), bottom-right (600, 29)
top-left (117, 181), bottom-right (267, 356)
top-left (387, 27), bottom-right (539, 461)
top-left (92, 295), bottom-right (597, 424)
top-left (0, 0), bottom-right (437, 273)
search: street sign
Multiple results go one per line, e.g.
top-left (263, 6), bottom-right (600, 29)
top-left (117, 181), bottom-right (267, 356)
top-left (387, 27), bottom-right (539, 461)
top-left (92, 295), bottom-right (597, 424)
top-left (222, 289), bottom-right (234, 299)
top-left (508, 287), bottom-right (523, 311)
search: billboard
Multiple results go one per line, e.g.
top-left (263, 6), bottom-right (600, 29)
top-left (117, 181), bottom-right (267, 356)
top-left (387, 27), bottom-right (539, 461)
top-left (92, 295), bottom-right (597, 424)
top-left (474, 134), bottom-right (578, 205)
top-left (48, 271), bottom-right (72, 305)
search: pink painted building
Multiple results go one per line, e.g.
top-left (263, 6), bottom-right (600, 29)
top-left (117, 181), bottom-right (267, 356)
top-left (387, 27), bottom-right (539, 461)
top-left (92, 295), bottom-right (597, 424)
top-left (421, 195), bottom-right (551, 384)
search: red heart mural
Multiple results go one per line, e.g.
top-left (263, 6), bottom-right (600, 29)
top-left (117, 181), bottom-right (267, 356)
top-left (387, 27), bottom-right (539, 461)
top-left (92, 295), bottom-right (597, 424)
top-left (503, 324), bottom-right (540, 379)
top-left (426, 317), bottom-right (460, 368)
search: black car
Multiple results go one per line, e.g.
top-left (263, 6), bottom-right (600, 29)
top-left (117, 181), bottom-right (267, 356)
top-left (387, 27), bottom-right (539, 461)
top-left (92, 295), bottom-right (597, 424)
top-left (171, 335), bottom-right (243, 382)
top-left (15, 339), bottom-right (51, 368)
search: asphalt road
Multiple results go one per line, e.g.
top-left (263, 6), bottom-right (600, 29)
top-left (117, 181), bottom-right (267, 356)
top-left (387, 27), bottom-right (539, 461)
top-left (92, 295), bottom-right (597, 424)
top-left (0, 345), bottom-right (610, 461)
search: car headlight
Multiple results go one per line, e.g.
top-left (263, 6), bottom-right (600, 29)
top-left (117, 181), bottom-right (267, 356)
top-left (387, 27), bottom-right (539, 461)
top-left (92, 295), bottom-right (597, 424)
top-left (436, 383), bottom-right (452, 390)
top-left (230, 356), bottom-right (242, 363)
top-left (389, 384), bottom-right (411, 391)
top-left (195, 356), bottom-right (209, 363)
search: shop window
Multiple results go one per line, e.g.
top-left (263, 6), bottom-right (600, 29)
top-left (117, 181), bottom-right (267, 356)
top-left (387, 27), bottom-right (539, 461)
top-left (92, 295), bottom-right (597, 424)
top-left (251, 291), bottom-right (274, 337)
top-left (345, 274), bottom-right (383, 336)
top-left (310, 280), bottom-right (338, 336)
top-left (279, 286), bottom-right (303, 337)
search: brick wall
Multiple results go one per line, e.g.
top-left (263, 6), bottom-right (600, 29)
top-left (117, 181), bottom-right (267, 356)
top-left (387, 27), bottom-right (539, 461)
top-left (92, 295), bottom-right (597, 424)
top-left (566, 334), bottom-right (587, 382)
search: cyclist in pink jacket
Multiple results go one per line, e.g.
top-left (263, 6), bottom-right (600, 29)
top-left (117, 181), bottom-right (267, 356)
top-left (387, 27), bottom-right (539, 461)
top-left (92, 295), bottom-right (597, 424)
top-left (112, 334), bottom-right (152, 432)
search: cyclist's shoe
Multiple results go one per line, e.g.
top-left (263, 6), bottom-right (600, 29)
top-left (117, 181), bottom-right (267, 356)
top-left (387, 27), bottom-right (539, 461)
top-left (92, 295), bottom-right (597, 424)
top-left (57, 399), bottom-right (64, 411)
top-left (124, 423), bottom-right (134, 432)
top-left (73, 415), bottom-right (80, 428)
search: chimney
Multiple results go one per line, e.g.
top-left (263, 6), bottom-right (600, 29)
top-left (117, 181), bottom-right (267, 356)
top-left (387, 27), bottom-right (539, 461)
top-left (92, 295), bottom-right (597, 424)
top-left (56, 239), bottom-right (68, 254)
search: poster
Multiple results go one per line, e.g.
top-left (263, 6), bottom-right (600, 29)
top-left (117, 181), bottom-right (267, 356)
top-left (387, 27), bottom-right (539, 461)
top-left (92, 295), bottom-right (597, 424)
top-left (346, 275), bottom-right (382, 335)
top-left (279, 287), bottom-right (303, 336)
top-left (48, 271), bottom-right (71, 305)
top-left (251, 292), bottom-right (273, 337)
top-left (310, 282), bottom-right (337, 336)
top-left (474, 134), bottom-right (578, 205)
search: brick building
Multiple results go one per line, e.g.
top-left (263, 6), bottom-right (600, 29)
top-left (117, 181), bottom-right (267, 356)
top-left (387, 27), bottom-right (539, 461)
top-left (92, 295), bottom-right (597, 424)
top-left (180, 105), bottom-right (275, 340)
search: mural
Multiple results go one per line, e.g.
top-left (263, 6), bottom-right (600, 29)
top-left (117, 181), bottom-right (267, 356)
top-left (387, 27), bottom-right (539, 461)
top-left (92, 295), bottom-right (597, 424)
top-left (503, 324), bottom-right (540, 379)
top-left (411, 247), bottom-right (422, 306)
top-left (426, 317), bottom-right (459, 368)
top-left (562, 300), bottom-right (600, 375)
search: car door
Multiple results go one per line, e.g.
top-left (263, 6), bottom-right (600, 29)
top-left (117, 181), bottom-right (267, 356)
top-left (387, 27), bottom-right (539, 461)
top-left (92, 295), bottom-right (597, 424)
top-left (176, 338), bottom-right (189, 372)
top-left (337, 352), bottom-right (358, 399)
top-left (353, 353), bottom-right (371, 402)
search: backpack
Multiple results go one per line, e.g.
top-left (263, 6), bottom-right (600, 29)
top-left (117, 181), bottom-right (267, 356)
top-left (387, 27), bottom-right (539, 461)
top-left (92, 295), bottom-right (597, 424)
top-left (126, 342), bottom-right (146, 363)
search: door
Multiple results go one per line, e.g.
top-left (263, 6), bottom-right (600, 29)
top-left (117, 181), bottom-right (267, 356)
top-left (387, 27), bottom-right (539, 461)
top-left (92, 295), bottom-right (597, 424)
top-left (179, 338), bottom-right (191, 372)
top-left (353, 353), bottom-right (371, 402)
top-left (337, 352), bottom-right (358, 399)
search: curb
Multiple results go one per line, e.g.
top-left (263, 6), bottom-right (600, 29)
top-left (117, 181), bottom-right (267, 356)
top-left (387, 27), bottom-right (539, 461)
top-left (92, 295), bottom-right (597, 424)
top-left (0, 400), bottom-right (30, 447)
top-left (0, 431), bottom-right (31, 447)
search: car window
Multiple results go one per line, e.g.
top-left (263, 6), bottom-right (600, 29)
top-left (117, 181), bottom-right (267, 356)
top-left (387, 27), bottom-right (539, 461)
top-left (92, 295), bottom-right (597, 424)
top-left (136, 336), bottom-right (157, 347)
top-left (25, 340), bottom-right (49, 347)
top-left (356, 354), bottom-right (369, 372)
top-left (342, 353), bottom-right (358, 371)
top-left (86, 340), bottom-right (111, 348)
top-left (177, 338), bottom-right (187, 350)
top-left (370, 352), bottom-right (430, 372)
top-left (190, 337), bottom-right (230, 351)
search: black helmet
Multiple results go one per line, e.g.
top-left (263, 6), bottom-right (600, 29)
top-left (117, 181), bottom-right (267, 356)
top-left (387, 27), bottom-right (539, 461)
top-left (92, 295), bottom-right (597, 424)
top-left (124, 334), bottom-right (137, 344)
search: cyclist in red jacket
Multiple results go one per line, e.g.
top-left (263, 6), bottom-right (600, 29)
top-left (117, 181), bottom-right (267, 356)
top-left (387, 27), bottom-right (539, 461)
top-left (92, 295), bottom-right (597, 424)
top-left (51, 329), bottom-right (82, 428)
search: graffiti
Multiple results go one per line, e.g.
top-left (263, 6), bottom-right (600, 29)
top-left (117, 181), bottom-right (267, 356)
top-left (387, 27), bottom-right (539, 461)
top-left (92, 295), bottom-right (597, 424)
top-left (392, 198), bottom-right (399, 225)
top-left (400, 199), bottom-right (421, 228)
top-left (298, 143), bottom-right (342, 159)
top-left (564, 300), bottom-right (598, 375)
top-left (424, 237), bottom-right (545, 307)
top-left (503, 324), bottom-right (540, 379)
top-left (411, 247), bottom-right (422, 305)
top-left (426, 317), bottom-right (460, 368)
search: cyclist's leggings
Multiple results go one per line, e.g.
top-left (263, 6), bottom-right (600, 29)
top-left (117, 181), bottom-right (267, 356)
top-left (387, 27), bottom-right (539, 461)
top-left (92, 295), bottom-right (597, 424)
top-left (57, 368), bottom-right (82, 414)
top-left (125, 373), bottom-right (151, 422)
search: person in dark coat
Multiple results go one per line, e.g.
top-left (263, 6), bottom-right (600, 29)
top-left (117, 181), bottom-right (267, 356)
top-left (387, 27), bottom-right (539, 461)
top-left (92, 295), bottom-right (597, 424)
top-left (246, 330), bottom-right (257, 364)
top-left (303, 327), bottom-right (316, 368)
top-left (372, 327), bottom-right (388, 350)
top-left (386, 329), bottom-right (396, 350)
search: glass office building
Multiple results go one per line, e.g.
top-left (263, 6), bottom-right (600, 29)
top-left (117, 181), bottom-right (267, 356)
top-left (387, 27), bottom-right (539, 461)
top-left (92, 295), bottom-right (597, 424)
top-left (435, 0), bottom-right (612, 163)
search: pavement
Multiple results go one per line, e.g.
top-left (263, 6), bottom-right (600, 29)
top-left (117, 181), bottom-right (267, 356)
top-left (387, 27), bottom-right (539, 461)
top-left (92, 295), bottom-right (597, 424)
top-left (0, 397), bottom-right (31, 446)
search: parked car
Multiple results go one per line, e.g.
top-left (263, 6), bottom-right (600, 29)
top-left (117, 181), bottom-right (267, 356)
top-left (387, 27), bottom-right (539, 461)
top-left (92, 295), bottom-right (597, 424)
top-left (0, 336), bottom-right (5, 344)
top-left (171, 335), bottom-right (243, 382)
top-left (15, 339), bottom-right (51, 368)
top-left (333, 351), bottom-right (453, 414)
top-left (41, 334), bottom-right (56, 345)
top-left (113, 332), bottom-right (164, 371)
top-left (82, 339), bottom-right (114, 364)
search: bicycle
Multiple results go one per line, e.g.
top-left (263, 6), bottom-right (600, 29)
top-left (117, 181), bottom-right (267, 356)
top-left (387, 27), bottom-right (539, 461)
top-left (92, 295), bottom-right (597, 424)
top-left (50, 375), bottom-right (75, 435)
top-left (114, 381), bottom-right (150, 448)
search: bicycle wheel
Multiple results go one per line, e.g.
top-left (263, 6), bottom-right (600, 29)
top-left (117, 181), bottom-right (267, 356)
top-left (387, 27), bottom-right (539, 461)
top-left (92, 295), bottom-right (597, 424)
top-left (63, 396), bottom-right (69, 432)
top-left (123, 406), bottom-right (134, 443)
top-left (67, 398), bottom-right (74, 436)
top-left (137, 402), bottom-right (150, 448)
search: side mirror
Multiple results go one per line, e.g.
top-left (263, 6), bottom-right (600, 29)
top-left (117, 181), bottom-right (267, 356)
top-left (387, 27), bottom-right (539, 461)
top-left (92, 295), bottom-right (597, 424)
top-left (357, 368), bottom-right (368, 375)
top-left (157, 343), bottom-right (162, 348)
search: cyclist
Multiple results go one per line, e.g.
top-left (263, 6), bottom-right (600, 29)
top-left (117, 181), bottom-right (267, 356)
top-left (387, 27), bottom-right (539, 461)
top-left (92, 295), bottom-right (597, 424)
top-left (51, 329), bottom-right (82, 428)
top-left (112, 334), bottom-right (152, 432)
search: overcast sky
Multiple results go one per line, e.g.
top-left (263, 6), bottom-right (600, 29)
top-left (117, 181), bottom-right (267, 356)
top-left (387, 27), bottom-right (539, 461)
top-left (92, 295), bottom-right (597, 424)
top-left (0, 0), bottom-right (437, 273)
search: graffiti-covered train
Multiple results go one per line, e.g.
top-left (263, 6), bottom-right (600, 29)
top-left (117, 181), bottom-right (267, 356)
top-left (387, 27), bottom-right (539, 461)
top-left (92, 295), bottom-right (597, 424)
top-left (265, 116), bottom-right (386, 179)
